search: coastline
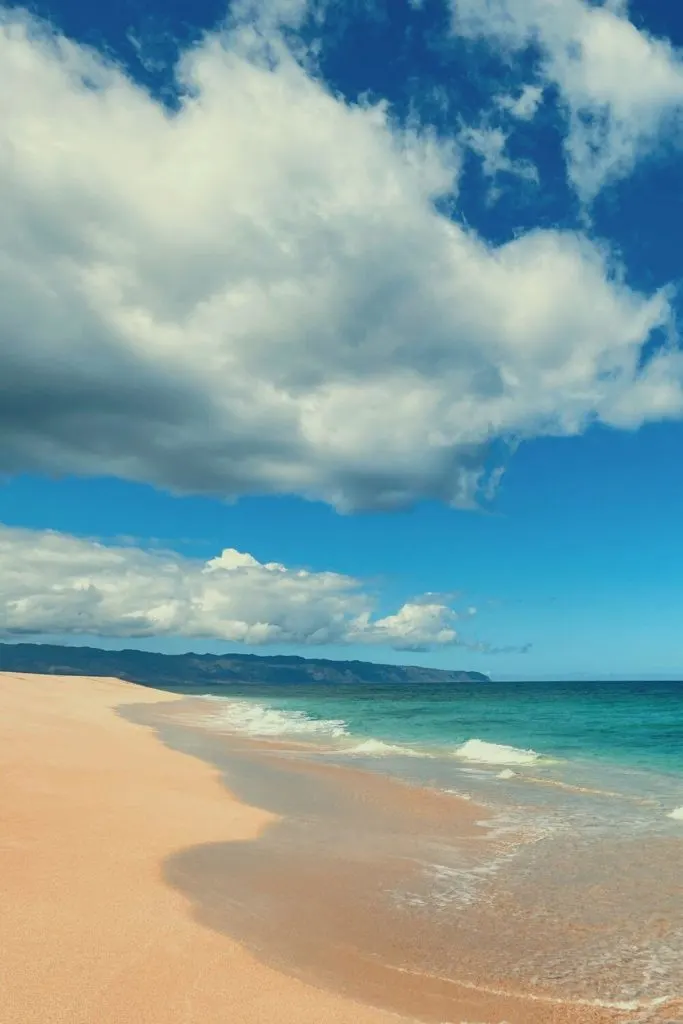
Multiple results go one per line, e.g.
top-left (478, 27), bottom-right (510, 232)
top-left (1, 672), bottom-right (680, 1024)
top-left (0, 671), bottom-right (410, 1024)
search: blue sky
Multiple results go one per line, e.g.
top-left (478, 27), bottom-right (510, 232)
top-left (2, 0), bottom-right (683, 679)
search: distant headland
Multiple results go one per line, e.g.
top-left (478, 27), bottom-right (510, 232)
top-left (0, 642), bottom-right (490, 689)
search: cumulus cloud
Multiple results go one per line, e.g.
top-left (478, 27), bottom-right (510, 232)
top-left (0, 524), bottom-right (467, 647)
top-left (0, 6), bottom-right (682, 512)
top-left (452, 0), bottom-right (683, 199)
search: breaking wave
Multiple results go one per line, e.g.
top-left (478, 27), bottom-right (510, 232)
top-left (454, 738), bottom-right (542, 766)
top-left (200, 697), bottom-right (349, 739)
top-left (199, 700), bottom-right (548, 766)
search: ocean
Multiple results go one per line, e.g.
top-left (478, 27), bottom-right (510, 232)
top-left (190, 677), bottom-right (683, 812)
top-left (146, 677), bottom-right (683, 1018)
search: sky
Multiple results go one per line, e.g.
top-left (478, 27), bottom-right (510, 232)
top-left (2, 0), bottom-right (683, 679)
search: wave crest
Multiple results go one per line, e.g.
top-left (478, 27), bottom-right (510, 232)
top-left (201, 697), bottom-right (349, 739)
top-left (454, 738), bottom-right (541, 766)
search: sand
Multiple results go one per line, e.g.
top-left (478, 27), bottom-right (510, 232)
top-left (1, 671), bottom-right (678, 1024)
top-left (0, 671), bottom-right (410, 1024)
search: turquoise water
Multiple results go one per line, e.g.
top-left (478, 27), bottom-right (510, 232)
top-left (178, 676), bottom-right (683, 1007)
top-left (190, 677), bottom-right (683, 775)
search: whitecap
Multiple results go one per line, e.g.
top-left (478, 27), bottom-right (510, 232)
top-left (454, 738), bottom-right (541, 766)
top-left (201, 697), bottom-right (349, 739)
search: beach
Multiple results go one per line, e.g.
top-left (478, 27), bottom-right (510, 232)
top-left (1, 671), bottom-right (680, 1024)
top-left (0, 671), bottom-right (408, 1024)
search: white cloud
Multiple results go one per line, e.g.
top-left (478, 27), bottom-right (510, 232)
top-left (497, 83), bottom-right (544, 121)
top-left (361, 602), bottom-right (459, 649)
top-left (452, 0), bottom-right (683, 199)
top-left (0, 8), bottom-right (681, 512)
top-left (0, 524), bottom-right (463, 647)
top-left (459, 124), bottom-right (539, 193)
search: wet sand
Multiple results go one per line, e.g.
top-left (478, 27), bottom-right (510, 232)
top-left (1, 672), bottom-right (680, 1024)
top-left (0, 671), bottom-right (411, 1024)
top-left (128, 697), bottom-right (683, 1024)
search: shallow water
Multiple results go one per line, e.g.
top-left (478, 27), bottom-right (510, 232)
top-left (185, 677), bottom-right (683, 835)
top-left (172, 677), bottom-right (683, 774)
top-left (121, 691), bottom-right (683, 1023)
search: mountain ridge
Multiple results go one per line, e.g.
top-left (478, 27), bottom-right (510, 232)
top-left (0, 642), bottom-right (490, 688)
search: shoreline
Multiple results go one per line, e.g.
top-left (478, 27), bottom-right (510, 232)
top-left (2, 671), bottom-right (680, 1023)
top-left (0, 671), bottom-right (412, 1024)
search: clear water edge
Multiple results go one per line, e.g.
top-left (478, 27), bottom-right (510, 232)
top-left (145, 678), bottom-right (683, 1014)
top-left (182, 678), bottom-right (683, 826)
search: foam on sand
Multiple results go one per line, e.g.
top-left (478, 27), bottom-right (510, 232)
top-left (343, 739), bottom-right (431, 758)
top-left (667, 806), bottom-right (683, 820)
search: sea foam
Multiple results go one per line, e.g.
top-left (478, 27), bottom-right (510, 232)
top-left (343, 738), bottom-right (430, 758)
top-left (454, 738), bottom-right (541, 766)
top-left (201, 697), bottom-right (349, 739)
top-left (667, 806), bottom-right (683, 820)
